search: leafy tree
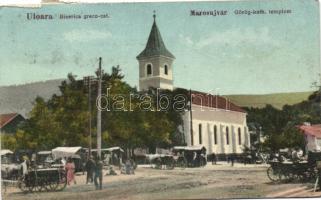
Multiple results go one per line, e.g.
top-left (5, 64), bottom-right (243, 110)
top-left (13, 65), bottom-right (185, 152)
top-left (246, 89), bottom-right (321, 152)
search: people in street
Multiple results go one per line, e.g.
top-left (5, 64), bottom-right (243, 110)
top-left (230, 154), bottom-right (235, 167)
top-left (61, 157), bottom-right (66, 166)
top-left (211, 153), bottom-right (217, 165)
top-left (65, 158), bottom-right (76, 185)
top-left (106, 166), bottom-right (117, 176)
top-left (123, 159), bottom-right (135, 175)
top-left (21, 156), bottom-right (29, 177)
top-left (85, 156), bottom-right (96, 184)
top-left (94, 156), bottom-right (103, 190)
top-left (192, 152), bottom-right (197, 167)
top-left (104, 153), bottom-right (111, 165)
top-left (317, 161), bottom-right (321, 191)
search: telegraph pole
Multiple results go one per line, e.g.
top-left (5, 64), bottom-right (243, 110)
top-left (189, 89), bottom-right (193, 145)
top-left (83, 76), bottom-right (95, 157)
top-left (97, 57), bottom-right (102, 159)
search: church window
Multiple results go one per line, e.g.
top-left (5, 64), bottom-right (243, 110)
top-left (146, 64), bottom-right (152, 76)
top-left (199, 124), bottom-right (202, 144)
top-left (238, 128), bottom-right (242, 145)
top-left (164, 65), bottom-right (168, 75)
top-left (226, 126), bottom-right (229, 145)
top-left (214, 125), bottom-right (217, 145)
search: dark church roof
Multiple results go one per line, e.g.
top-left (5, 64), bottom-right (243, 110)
top-left (190, 90), bottom-right (246, 113)
top-left (137, 15), bottom-right (175, 60)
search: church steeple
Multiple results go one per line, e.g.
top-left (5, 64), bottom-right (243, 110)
top-left (136, 13), bottom-right (175, 60)
top-left (137, 12), bottom-right (175, 91)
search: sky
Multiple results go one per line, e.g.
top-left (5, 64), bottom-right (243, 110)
top-left (0, 0), bottom-right (320, 94)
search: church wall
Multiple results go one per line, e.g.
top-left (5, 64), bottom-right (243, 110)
top-left (182, 105), bottom-right (250, 155)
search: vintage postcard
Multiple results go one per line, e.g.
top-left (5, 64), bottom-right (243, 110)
top-left (0, 0), bottom-right (321, 199)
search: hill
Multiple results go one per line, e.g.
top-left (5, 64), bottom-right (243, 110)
top-left (0, 79), bottom-right (315, 116)
top-left (224, 91), bottom-right (314, 110)
top-left (0, 79), bottom-right (63, 117)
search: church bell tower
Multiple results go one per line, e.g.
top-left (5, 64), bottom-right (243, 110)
top-left (136, 13), bottom-right (175, 91)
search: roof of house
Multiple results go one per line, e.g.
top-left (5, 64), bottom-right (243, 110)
top-left (191, 90), bottom-right (246, 113)
top-left (136, 15), bottom-right (175, 60)
top-left (298, 124), bottom-right (321, 138)
top-left (0, 113), bottom-right (23, 129)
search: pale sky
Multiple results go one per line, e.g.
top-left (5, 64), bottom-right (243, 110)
top-left (0, 0), bottom-right (320, 94)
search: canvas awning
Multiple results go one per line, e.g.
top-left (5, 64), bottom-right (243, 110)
top-left (0, 149), bottom-right (13, 156)
top-left (173, 145), bottom-right (206, 151)
top-left (37, 151), bottom-right (51, 155)
top-left (51, 146), bottom-right (82, 159)
top-left (91, 147), bottom-right (124, 153)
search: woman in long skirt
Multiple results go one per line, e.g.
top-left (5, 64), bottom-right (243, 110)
top-left (65, 158), bottom-right (76, 185)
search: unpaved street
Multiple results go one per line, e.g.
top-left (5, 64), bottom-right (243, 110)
top-left (2, 163), bottom-right (317, 200)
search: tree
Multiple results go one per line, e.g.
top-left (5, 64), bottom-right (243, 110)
top-left (246, 89), bottom-right (321, 152)
top-left (14, 65), bottom-right (185, 152)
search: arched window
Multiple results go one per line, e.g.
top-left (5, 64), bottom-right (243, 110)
top-left (226, 126), bottom-right (229, 145)
top-left (146, 64), bottom-right (152, 76)
top-left (199, 124), bottom-right (202, 144)
top-left (238, 128), bottom-right (242, 145)
top-left (164, 65), bottom-right (168, 75)
top-left (214, 125), bottom-right (217, 145)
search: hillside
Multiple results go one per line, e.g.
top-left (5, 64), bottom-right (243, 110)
top-left (224, 91), bottom-right (314, 110)
top-left (0, 79), bottom-right (62, 117)
top-left (0, 79), bottom-right (315, 116)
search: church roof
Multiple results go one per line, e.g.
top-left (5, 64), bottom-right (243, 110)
top-left (137, 15), bottom-right (175, 60)
top-left (190, 90), bottom-right (246, 113)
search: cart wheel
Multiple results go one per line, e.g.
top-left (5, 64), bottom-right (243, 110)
top-left (267, 166), bottom-right (280, 182)
top-left (200, 158), bottom-right (206, 167)
top-left (177, 159), bottom-right (187, 169)
top-left (46, 181), bottom-right (58, 192)
top-left (166, 161), bottom-right (175, 170)
top-left (55, 171), bottom-right (67, 191)
top-left (32, 178), bottom-right (44, 192)
top-left (42, 177), bottom-right (55, 192)
top-left (18, 177), bottom-right (29, 193)
top-left (154, 159), bottom-right (162, 169)
top-left (278, 170), bottom-right (292, 183)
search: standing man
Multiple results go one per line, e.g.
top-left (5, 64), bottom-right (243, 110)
top-left (94, 156), bottom-right (103, 190)
top-left (211, 153), bottom-right (217, 165)
top-left (85, 156), bottom-right (96, 184)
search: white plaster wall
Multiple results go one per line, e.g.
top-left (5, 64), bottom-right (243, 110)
top-left (182, 104), bottom-right (250, 154)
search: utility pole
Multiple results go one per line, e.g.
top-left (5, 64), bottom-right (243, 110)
top-left (189, 89), bottom-right (193, 146)
top-left (83, 76), bottom-right (95, 157)
top-left (97, 57), bottom-right (102, 159)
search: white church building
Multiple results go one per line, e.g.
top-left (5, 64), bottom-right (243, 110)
top-left (136, 14), bottom-right (250, 156)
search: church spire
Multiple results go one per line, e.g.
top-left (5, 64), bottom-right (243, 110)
top-left (136, 12), bottom-right (175, 60)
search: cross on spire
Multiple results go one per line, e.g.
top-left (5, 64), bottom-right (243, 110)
top-left (153, 10), bottom-right (156, 22)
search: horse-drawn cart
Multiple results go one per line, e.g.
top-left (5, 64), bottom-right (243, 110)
top-left (18, 168), bottom-right (67, 192)
top-left (267, 151), bottom-right (321, 183)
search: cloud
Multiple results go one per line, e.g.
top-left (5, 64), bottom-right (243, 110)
top-left (179, 27), bottom-right (280, 50)
top-left (63, 29), bottom-right (112, 42)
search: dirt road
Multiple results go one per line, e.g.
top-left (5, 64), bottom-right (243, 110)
top-left (2, 162), bottom-right (318, 200)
